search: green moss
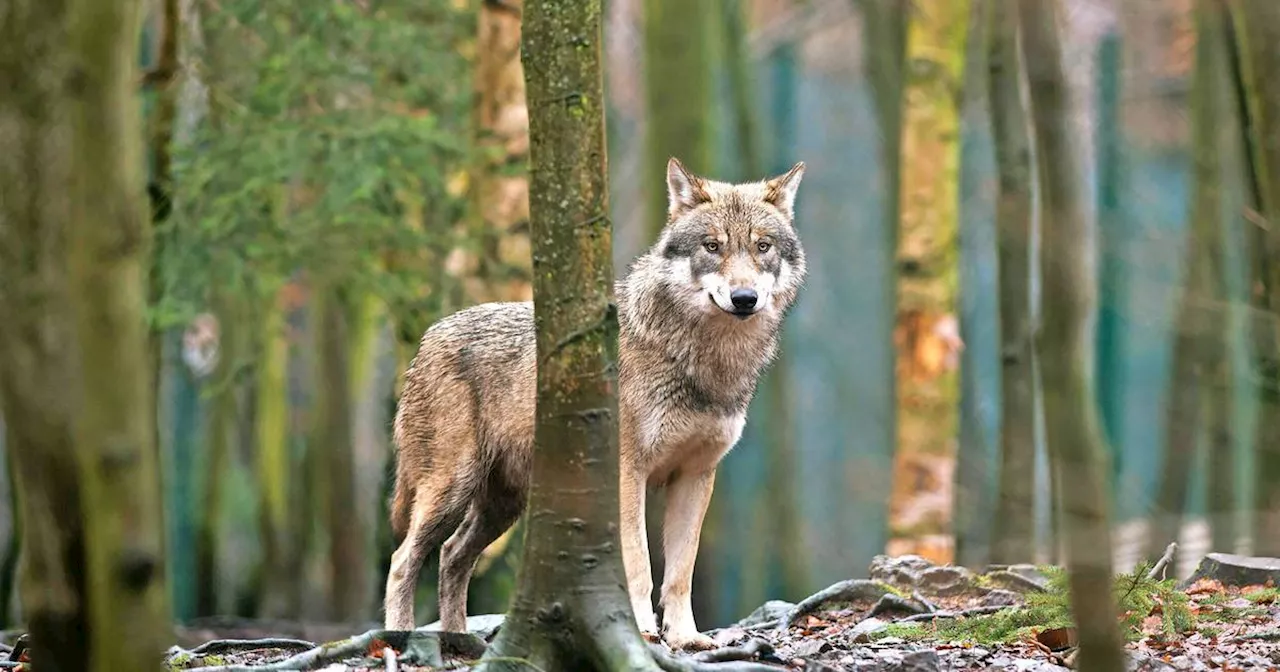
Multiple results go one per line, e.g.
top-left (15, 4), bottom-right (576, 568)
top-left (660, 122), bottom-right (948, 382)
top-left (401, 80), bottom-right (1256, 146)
top-left (873, 622), bottom-right (931, 641)
top-left (894, 563), bottom-right (1196, 646)
top-left (167, 653), bottom-right (192, 669)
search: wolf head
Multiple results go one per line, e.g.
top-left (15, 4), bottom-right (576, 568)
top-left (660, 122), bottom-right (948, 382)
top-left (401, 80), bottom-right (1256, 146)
top-left (647, 157), bottom-right (807, 322)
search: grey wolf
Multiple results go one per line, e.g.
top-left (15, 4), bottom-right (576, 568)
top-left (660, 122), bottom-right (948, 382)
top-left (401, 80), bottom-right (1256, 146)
top-left (382, 157), bottom-right (807, 650)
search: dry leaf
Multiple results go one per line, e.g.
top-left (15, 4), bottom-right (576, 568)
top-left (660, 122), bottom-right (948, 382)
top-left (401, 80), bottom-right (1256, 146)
top-left (1036, 627), bottom-right (1079, 651)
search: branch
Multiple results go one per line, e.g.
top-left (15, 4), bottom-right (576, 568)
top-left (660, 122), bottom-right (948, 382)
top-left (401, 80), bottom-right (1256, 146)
top-left (170, 629), bottom-right (484, 671)
top-left (896, 605), bottom-right (1013, 624)
top-left (1146, 542), bottom-right (1178, 581)
top-left (649, 644), bottom-right (784, 672)
top-left (690, 639), bottom-right (774, 664)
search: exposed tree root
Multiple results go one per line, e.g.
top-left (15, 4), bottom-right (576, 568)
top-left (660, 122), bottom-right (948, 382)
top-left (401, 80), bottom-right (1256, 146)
top-left (896, 605), bottom-right (1012, 624)
top-left (776, 580), bottom-right (891, 631)
top-left (867, 593), bottom-right (928, 619)
top-left (170, 629), bottom-right (485, 672)
top-left (650, 643), bottom-right (785, 672)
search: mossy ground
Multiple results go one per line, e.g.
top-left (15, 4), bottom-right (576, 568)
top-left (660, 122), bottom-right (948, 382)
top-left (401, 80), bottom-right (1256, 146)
top-left (872, 563), bottom-right (1197, 646)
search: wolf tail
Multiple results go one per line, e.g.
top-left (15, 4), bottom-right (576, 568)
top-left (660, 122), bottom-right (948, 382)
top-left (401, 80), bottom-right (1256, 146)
top-left (390, 460), bottom-right (413, 545)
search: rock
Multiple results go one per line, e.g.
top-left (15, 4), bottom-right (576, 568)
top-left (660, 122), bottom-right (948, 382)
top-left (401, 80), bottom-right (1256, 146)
top-left (803, 661), bottom-right (842, 672)
top-left (1011, 661), bottom-right (1070, 672)
top-left (917, 566), bottom-right (975, 596)
top-left (985, 569), bottom-right (1049, 593)
top-left (981, 589), bottom-right (1023, 607)
top-left (848, 617), bottom-right (888, 643)
top-left (735, 599), bottom-right (795, 627)
top-left (420, 613), bottom-right (505, 641)
top-left (793, 639), bottom-right (830, 658)
top-left (870, 554), bottom-right (935, 587)
top-left (1183, 553), bottom-right (1280, 588)
top-left (890, 650), bottom-right (940, 672)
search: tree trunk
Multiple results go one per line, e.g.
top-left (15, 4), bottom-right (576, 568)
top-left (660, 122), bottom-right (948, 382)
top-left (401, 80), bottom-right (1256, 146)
top-left (196, 298), bottom-right (236, 617)
top-left (1019, 1), bottom-right (1124, 669)
top-left (479, 0), bottom-right (659, 669)
top-left (254, 287), bottom-right (293, 618)
top-left (0, 1), bottom-right (90, 667)
top-left (1193, 0), bottom-right (1242, 558)
top-left (987, 0), bottom-right (1039, 565)
top-left (1149, 0), bottom-right (1238, 560)
top-left (643, 0), bottom-right (712, 236)
top-left (889, 0), bottom-right (969, 558)
top-left (313, 286), bottom-right (367, 621)
top-left (1226, 0), bottom-right (1280, 558)
top-left (65, 0), bottom-right (172, 666)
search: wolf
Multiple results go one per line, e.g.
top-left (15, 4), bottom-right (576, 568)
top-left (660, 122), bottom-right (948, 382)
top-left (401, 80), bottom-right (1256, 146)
top-left (382, 157), bottom-right (807, 650)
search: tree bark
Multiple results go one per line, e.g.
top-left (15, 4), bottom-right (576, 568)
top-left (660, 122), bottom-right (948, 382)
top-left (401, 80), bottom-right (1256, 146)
top-left (889, 0), bottom-right (970, 557)
top-left (1019, 1), bottom-right (1125, 670)
top-left (312, 286), bottom-right (367, 621)
top-left (0, 1), bottom-right (90, 667)
top-left (643, 0), bottom-right (712, 237)
top-left (1149, 0), bottom-right (1239, 560)
top-left (254, 287), bottom-right (293, 618)
top-left (1225, 0), bottom-right (1280, 558)
top-left (987, 0), bottom-right (1039, 565)
top-left (479, 0), bottom-right (660, 669)
top-left (65, 0), bottom-right (172, 666)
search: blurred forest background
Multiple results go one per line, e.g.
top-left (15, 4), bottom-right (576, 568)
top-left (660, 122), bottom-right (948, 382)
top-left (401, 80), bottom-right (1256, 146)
top-left (0, 0), bottom-right (1275, 636)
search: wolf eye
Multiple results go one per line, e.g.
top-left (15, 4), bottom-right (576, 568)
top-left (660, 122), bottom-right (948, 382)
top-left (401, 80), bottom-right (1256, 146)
top-left (756, 241), bottom-right (772, 253)
top-left (703, 241), bottom-right (719, 253)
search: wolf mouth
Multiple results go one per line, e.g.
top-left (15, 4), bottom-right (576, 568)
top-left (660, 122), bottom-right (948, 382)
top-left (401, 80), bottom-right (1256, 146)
top-left (710, 293), bottom-right (757, 320)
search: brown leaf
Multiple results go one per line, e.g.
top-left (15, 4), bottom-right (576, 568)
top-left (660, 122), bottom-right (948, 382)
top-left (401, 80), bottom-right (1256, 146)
top-left (1186, 578), bottom-right (1226, 596)
top-left (1141, 615), bottom-right (1165, 636)
top-left (1036, 627), bottom-right (1078, 651)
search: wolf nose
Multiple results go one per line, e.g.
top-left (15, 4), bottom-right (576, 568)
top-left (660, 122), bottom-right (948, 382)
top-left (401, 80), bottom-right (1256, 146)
top-left (730, 288), bottom-right (758, 311)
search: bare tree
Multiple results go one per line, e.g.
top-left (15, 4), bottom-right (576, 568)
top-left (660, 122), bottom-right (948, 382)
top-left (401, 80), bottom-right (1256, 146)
top-left (1019, 0), bottom-right (1124, 669)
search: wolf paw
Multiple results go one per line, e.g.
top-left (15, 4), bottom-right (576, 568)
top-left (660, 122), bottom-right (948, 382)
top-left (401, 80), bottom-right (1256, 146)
top-left (662, 630), bottom-right (716, 651)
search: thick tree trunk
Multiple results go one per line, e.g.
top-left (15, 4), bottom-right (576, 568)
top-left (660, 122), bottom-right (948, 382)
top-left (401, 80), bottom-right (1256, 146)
top-left (66, 0), bottom-right (172, 666)
top-left (480, 1), bottom-right (659, 669)
top-left (0, 2), bottom-right (90, 667)
top-left (1019, 1), bottom-right (1125, 670)
top-left (643, 0), bottom-right (712, 237)
top-left (987, 0), bottom-right (1039, 565)
top-left (889, 0), bottom-right (969, 558)
top-left (1226, 0), bottom-right (1280, 558)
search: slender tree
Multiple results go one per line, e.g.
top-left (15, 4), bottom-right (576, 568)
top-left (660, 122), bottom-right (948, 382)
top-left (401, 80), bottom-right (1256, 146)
top-left (888, 0), bottom-right (970, 553)
top-left (1018, 0), bottom-right (1125, 669)
top-left (1149, 0), bottom-right (1239, 560)
top-left (479, 0), bottom-right (660, 669)
top-left (643, 0), bottom-right (713, 236)
top-left (987, 0), bottom-right (1039, 565)
top-left (1226, 0), bottom-right (1280, 558)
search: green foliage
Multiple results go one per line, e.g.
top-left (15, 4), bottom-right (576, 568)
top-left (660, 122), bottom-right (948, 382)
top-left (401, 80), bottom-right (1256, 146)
top-left (874, 565), bottom-right (1196, 646)
top-left (157, 0), bottom-right (474, 326)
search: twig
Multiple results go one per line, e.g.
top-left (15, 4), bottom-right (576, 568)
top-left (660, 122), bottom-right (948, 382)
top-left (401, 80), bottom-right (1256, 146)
top-left (776, 579), bottom-right (890, 631)
top-left (896, 605), bottom-right (1013, 624)
top-left (690, 639), bottom-right (773, 664)
top-left (1146, 542), bottom-right (1178, 581)
top-left (384, 647), bottom-right (399, 672)
top-left (179, 628), bottom-right (444, 672)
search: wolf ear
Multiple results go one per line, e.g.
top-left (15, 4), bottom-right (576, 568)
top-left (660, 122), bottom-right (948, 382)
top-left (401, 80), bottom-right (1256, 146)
top-left (666, 157), bottom-right (710, 218)
top-left (763, 161), bottom-right (806, 220)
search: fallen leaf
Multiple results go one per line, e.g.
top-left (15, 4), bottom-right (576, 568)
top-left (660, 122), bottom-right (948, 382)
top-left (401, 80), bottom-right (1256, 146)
top-left (1141, 615), bottom-right (1165, 636)
top-left (1186, 578), bottom-right (1226, 596)
top-left (1036, 627), bottom-right (1078, 651)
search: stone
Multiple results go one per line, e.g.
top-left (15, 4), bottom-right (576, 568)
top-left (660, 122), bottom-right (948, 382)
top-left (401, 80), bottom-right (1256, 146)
top-left (1182, 553), bottom-right (1280, 589)
top-left (735, 599), bottom-right (796, 627)
top-left (870, 554), bottom-right (935, 587)
top-left (981, 589), bottom-right (1024, 607)
top-left (420, 613), bottom-right (505, 642)
top-left (848, 617), bottom-right (889, 643)
top-left (793, 639), bottom-right (830, 658)
top-left (890, 650), bottom-right (940, 672)
top-left (917, 566), bottom-right (975, 596)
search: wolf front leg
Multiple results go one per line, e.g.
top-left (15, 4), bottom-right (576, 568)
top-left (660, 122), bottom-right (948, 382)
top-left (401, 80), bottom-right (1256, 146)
top-left (619, 463), bottom-right (658, 635)
top-left (658, 468), bottom-right (717, 651)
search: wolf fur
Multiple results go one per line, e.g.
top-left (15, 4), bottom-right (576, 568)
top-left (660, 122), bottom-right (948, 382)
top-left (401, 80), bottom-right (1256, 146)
top-left (383, 158), bottom-right (807, 650)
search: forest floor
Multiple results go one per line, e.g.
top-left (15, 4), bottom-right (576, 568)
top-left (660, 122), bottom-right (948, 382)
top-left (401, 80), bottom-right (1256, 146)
top-left (7, 551), bottom-right (1278, 671)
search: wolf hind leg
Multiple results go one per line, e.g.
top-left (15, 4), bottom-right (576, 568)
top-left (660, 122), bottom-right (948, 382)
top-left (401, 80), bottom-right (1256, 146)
top-left (437, 472), bottom-right (525, 633)
top-left (383, 475), bottom-right (471, 631)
